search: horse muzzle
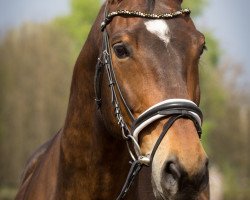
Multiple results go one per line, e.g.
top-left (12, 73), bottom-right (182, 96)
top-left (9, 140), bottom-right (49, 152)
top-left (158, 158), bottom-right (209, 199)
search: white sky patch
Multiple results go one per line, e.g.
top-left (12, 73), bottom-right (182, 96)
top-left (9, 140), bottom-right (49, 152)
top-left (144, 19), bottom-right (170, 47)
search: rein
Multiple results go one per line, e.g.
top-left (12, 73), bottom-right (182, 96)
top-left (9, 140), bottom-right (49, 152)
top-left (94, 5), bottom-right (203, 200)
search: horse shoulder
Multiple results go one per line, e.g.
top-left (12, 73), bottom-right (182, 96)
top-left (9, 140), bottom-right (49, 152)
top-left (20, 139), bottom-right (52, 183)
top-left (15, 130), bottom-right (62, 200)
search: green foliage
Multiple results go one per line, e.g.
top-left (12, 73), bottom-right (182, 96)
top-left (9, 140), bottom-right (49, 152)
top-left (199, 27), bottom-right (250, 199)
top-left (196, 30), bottom-right (224, 157)
top-left (222, 155), bottom-right (250, 200)
top-left (0, 186), bottom-right (16, 200)
top-left (203, 32), bottom-right (221, 66)
top-left (53, 0), bottom-right (100, 51)
top-left (182, 0), bottom-right (207, 16)
top-left (0, 23), bottom-right (73, 186)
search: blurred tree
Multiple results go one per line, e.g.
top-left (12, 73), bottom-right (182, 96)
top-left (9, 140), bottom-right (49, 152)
top-left (53, 0), bottom-right (99, 52)
top-left (183, 0), bottom-right (207, 16)
top-left (0, 23), bottom-right (73, 192)
top-left (206, 61), bottom-right (250, 199)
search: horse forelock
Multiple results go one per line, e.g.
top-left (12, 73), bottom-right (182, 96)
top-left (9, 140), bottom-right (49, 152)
top-left (107, 0), bottom-right (183, 14)
top-left (147, 0), bottom-right (155, 12)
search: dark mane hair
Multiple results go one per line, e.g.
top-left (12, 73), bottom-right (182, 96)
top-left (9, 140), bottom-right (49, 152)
top-left (147, 0), bottom-right (155, 12)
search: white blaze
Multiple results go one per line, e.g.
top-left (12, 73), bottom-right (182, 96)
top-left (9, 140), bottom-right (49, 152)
top-left (144, 19), bottom-right (170, 47)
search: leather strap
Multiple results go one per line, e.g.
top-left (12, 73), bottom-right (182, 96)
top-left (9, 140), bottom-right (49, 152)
top-left (131, 100), bottom-right (203, 143)
top-left (150, 115), bottom-right (191, 164)
top-left (116, 160), bottom-right (142, 200)
top-left (132, 101), bottom-right (202, 130)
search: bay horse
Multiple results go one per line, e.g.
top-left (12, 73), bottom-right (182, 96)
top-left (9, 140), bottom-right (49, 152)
top-left (15, 0), bottom-right (209, 199)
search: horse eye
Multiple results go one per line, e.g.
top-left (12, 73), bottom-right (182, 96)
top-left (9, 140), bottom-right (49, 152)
top-left (200, 43), bottom-right (208, 55)
top-left (113, 43), bottom-right (130, 59)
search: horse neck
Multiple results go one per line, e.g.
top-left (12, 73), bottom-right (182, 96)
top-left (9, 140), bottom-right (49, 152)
top-left (58, 5), bottom-right (132, 198)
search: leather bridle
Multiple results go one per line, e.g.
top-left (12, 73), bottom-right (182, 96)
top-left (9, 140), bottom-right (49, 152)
top-left (94, 5), bottom-right (203, 200)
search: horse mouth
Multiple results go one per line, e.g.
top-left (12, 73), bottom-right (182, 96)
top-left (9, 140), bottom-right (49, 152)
top-left (151, 167), bottom-right (209, 200)
top-left (158, 194), bottom-right (167, 200)
top-left (153, 190), bottom-right (199, 200)
top-left (153, 190), bottom-right (168, 200)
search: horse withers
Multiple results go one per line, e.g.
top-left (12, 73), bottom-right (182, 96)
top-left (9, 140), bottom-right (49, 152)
top-left (16, 0), bottom-right (209, 199)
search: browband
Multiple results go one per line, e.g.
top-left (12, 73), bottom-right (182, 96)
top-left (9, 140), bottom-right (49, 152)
top-left (101, 8), bottom-right (191, 31)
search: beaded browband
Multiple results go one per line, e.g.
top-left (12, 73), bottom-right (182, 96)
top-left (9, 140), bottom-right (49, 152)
top-left (101, 8), bottom-right (191, 30)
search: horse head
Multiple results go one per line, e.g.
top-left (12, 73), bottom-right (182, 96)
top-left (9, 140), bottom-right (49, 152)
top-left (96, 0), bottom-right (209, 199)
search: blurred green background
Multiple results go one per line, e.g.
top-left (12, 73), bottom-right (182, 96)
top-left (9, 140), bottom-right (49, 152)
top-left (0, 0), bottom-right (249, 199)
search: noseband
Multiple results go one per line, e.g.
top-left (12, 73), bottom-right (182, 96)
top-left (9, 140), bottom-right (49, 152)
top-left (94, 5), bottom-right (203, 200)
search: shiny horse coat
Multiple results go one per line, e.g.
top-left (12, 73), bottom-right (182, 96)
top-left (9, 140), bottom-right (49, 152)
top-left (16, 0), bottom-right (209, 199)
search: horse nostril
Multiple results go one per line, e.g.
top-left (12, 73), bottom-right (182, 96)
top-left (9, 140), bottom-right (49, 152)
top-left (166, 162), bottom-right (181, 180)
top-left (161, 158), bottom-right (209, 196)
top-left (161, 160), bottom-right (182, 193)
